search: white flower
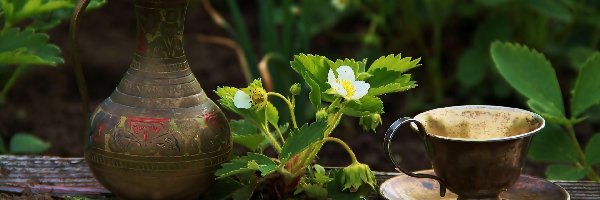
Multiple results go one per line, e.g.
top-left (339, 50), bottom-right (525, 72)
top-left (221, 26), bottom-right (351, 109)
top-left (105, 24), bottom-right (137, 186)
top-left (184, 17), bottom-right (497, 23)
top-left (233, 90), bottom-right (252, 109)
top-left (327, 65), bottom-right (370, 100)
top-left (331, 0), bottom-right (349, 11)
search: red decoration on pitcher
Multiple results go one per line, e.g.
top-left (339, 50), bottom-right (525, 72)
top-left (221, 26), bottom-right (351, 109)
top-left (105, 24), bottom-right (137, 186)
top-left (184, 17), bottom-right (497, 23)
top-left (127, 117), bottom-right (169, 141)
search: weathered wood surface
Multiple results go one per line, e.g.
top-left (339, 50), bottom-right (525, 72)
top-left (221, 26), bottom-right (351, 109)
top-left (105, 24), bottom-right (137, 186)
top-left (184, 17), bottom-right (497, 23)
top-left (1, 156), bottom-right (599, 199)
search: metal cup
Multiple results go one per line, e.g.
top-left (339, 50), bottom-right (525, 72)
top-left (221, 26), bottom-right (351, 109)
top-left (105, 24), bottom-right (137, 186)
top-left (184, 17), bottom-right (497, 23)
top-left (384, 105), bottom-right (545, 200)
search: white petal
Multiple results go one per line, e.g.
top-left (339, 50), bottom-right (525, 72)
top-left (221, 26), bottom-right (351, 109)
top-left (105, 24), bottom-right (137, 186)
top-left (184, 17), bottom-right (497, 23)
top-left (335, 83), bottom-right (347, 97)
top-left (350, 81), bottom-right (370, 100)
top-left (336, 65), bottom-right (355, 82)
top-left (328, 69), bottom-right (337, 86)
top-left (233, 90), bottom-right (252, 109)
top-left (328, 69), bottom-right (346, 97)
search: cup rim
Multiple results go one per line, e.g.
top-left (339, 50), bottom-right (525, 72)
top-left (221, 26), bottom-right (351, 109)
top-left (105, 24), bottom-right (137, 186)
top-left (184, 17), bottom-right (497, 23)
top-left (412, 105), bottom-right (546, 142)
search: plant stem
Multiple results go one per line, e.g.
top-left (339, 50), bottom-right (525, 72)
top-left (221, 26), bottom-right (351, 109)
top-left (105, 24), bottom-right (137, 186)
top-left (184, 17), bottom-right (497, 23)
top-left (323, 137), bottom-right (358, 164)
top-left (259, 124), bottom-right (282, 153)
top-left (564, 122), bottom-right (600, 181)
top-left (273, 123), bottom-right (285, 143)
top-left (268, 92), bottom-right (298, 129)
top-left (1, 64), bottom-right (26, 101)
top-left (293, 102), bottom-right (347, 177)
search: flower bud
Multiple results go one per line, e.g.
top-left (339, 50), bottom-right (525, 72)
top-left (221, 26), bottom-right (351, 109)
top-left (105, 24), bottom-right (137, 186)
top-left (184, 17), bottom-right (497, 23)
top-left (340, 162), bottom-right (376, 192)
top-left (316, 109), bottom-right (328, 122)
top-left (359, 114), bottom-right (382, 132)
top-left (290, 83), bottom-right (302, 95)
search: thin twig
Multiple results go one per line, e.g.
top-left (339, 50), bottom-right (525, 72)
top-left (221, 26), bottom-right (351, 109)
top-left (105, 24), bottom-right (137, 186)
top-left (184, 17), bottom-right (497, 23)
top-left (258, 54), bottom-right (274, 92)
top-left (196, 34), bottom-right (251, 83)
top-left (201, 0), bottom-right (231, 30)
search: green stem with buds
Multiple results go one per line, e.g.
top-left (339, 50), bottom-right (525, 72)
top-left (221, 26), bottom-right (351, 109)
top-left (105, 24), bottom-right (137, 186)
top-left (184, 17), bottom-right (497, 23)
top-left (268, 92), bottom-right (298, 129)
top-left (563, 121), bottom-right (600, 181)
top-left (292, 100), bottom-right (347, 177)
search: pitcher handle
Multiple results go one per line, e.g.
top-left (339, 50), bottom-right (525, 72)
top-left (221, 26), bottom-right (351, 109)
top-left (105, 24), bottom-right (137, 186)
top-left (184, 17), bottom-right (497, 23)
top-left (69, 0), bottom-right (92, 134)
top-left (383, 117), bottom-right (447, 197)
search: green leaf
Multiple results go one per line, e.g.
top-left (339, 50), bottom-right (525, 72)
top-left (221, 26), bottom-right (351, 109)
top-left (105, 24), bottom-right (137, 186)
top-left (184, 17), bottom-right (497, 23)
top-left (215, 153), bottom-right (277, 178)
top-left (201, 177), bottom-right (255, 200)
top-left (367, 54), bottom-right (420, 74)
top-left (343, 96), bottom-right (383, 117)
top-left (528, 123), bottom-right (578, 162)
top-left (0, 28), bottom-right (63, 66)
top-left (585, 133), bottom-right (600, 166)
top-left (279, 122), bottom-right (327, 163)
top-left (545, 164), bottom-right (586, 180)
top-left (490, 42), bottom-right (565, 118)
top-left (230, 120), bottom-right (265, 151)
top-left (366, 68), bottom-right (411, 88)
top-left (527, 0), bottom-right (572, 22)
top-left (331, 58), bottom-right (367, 74)
top-left (9, 133), bottom-right (50, 154)
top-left (29, 0), bottom-right (107, 31)
top-left (290, 54), bottom-right (333, 108)
top-left (13, 0), bottom-right (72, 23)
top-left (456, 48), bottom-right (487, 88)
top-left (571, 53), bottom-right (600, 117)
top-left (266, 103), bottom-right (279, 126)
top-left (567, 46), bottom-right (594, 70)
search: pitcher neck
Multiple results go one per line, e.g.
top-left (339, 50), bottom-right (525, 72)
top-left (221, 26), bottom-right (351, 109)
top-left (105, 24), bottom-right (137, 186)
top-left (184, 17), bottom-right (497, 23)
top-left (134, 0), bottom-right (188, 60)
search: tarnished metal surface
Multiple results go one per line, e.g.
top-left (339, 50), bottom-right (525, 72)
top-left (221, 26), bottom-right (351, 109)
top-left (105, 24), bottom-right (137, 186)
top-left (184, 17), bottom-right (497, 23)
top-left (380, 170), bottom-right (569, 200)
top-left (72, 0), bottom-right (232, 199)
top-left (385, 106), bottom-right (545, 199)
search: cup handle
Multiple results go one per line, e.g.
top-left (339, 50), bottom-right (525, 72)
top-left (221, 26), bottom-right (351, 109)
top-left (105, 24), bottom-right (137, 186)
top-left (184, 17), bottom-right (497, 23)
top-left (384, 117), bottom-right (447, 197)
top-left (69, 0), bottom-right (92, 135)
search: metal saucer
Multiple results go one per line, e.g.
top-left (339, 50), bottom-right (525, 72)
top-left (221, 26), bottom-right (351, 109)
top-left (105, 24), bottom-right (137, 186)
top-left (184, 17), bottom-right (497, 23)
top-left (380, 169), bottom-right (569, 200)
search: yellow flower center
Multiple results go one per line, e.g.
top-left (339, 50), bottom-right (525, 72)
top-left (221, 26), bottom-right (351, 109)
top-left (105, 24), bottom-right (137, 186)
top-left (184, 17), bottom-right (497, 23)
top-left (338, 79), bottom-right (355, 98)
top-left (250, 88), bottom-right (267, 109)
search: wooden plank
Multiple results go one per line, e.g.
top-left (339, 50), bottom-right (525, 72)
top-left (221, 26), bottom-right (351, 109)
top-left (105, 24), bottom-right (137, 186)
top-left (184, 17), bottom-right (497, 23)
top-left (0, 156), bottom-right (110, 197)
top-left (1, 156), bottom-right (599, 199)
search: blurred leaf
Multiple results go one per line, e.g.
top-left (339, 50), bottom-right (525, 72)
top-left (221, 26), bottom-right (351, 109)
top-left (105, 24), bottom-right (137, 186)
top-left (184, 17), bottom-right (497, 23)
top-left (343, 95), bottom-right (383, 117)
top-left (528, 123), bottom-right (578, 162)
top-left (477, 0), bottom-right (509, 7)
top-left (571, 53), bottom-right (600, 117)
top-left (12, 0), bottom-right (72, 23)
top-left (585, 133), bottom-right (600, 166)
top-left (490, 42), bottom-right (565, 118)
top-left (545, 164), bottom-right (586, 180)
top-left (280, 122), bottom-right (327, 163)
top-left (456, 48), bottom-right (487, 88)
top-left (527, 0), bottom-right (572, 22)
top-left (567, 46), bottom-right (594, 70)
top-left (202, 177), bottom-right (256, 200)
top-left (215, 153), bottom-right (277, 178)
top-left (301, 0), bottom-right (343, 36)
top-left (9, 133), bottom-right (50, 154)
top-left (473, 15), bottom-right (512, 49)
top-left (230, 120), bottom-right (265, 151)
top-left (0, 28), bottom-right (63, 66)
top-left (29, 0), bottom-right (106, 31)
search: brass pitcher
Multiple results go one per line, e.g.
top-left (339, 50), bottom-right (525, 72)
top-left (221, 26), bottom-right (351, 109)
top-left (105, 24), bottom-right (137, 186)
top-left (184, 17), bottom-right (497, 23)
top-left (69, 0), bottom-right (231, 199)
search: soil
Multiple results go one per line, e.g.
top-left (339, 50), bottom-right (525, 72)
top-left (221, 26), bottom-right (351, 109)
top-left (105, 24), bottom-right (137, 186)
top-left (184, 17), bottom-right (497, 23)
top-left (0, 0), bottom-right (555, 184)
